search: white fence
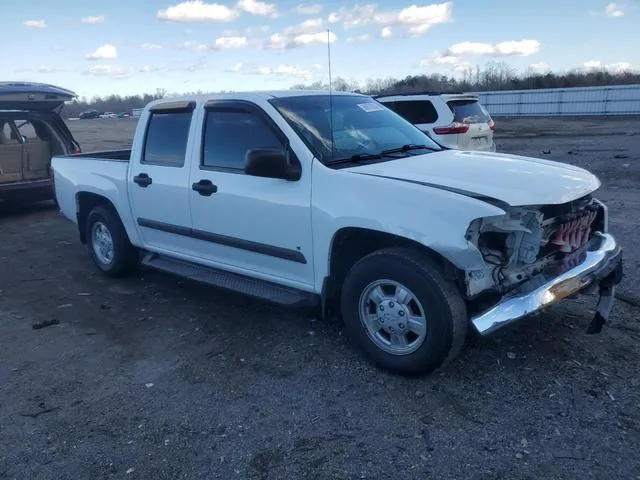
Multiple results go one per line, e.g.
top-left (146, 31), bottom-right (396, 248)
top-left (470, 84), bottom-right (640, 117)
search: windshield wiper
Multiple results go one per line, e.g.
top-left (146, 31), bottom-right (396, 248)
top-left (381, 144), bottom-right (436, 155)
top-left (327, 151), bottom-right (399, 165)
top-left (326, 144), bottom-right (435, 166)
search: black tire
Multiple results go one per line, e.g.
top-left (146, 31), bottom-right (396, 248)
top-left (85, 205), bottom-right (139, 277)
top-left (340, 247), bottom-right (468, 376)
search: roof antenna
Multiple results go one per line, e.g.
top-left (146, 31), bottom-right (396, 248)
top-left (327, 28), bottom-right (335, 157)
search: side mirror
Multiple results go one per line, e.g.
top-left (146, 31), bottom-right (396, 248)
top-left (21, 135), bottom-right (28, 143)
top-left (244, 147), bottom-right (301, 181)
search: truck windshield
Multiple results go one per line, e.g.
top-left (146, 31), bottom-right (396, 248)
top-left (269, 94), bottom-right (441, 165)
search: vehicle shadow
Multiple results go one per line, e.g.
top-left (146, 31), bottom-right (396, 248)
top-left (0, 200), bottom-right (57, 219)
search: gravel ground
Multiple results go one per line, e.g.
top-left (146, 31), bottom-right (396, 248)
top-left (1, 116), bottom-right (639, 480)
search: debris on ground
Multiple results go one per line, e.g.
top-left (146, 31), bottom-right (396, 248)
top-left (31, 319), bottom-right (60, 330)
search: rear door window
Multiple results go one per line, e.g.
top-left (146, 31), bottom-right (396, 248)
top-left (447, 100), bottom-right (491, 124)
top-left (142, 110), bottom-right (193, 167)
top-left (0, 121), bottom-right (20, 144)
top-left (384, 100), bottom-right (439, 125)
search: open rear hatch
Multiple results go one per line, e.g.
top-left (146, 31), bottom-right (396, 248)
top-left (0, 82), bottom-right (76, 113)
top-left (1, 82), bottom-right (79, 190)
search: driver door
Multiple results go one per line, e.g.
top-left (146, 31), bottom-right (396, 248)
top-left (187, 100), bottom-right (315, 290)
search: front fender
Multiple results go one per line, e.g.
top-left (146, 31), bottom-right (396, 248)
top-left (311, 164), bottom-right (505, 293)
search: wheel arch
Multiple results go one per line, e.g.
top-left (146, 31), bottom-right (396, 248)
top-left (76, 192), bottom-right (121, 244)
top-left (321, 226), bottom-right (465, 319)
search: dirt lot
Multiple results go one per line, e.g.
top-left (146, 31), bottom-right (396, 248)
top-left (1, 116), bottom-right (639, 479)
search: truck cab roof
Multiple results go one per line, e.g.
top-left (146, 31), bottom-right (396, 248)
top-left (145, 89), bottom-right (366, 110)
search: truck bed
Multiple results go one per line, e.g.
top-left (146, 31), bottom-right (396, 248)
top-left (67, 149), bottom-right (131, 162)
top-left (52, 150), bottom-right (132, 228)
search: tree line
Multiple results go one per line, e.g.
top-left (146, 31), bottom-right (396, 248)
top-left (62, 61), bottom-right (640, 117)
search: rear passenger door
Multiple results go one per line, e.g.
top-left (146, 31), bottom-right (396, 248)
top-left (128, 101), bottom-right (197, 254)
top-left (187, 100), bottom-right (314, 290)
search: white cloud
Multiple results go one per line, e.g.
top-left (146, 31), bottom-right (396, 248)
top-left (85, 44), bottom-right (118, 60)
top-left (419, 52), bottom-right (470, 73)
top-left (86, 65), bottom-right (131, 79)
top-left (584, 60), bottom-right (633, 71)
top-left (328, 4), bottom-right (377, 28)
top-left (157, 1), bottom-right (239, 22)
top-left (495, 40), bottom-right (540, 56)
top-left (212, 35), bottom-right (248, 49)
top-left (420, 54), bottom-right (460, 66)
top-left (80, 15), bottom-right (105, 24)
top-left (295, 3), bottom-right (322, 15)
top-left (283, 17), bottom-right (323, 36)
top-left (407, 23), bottom-right (433, 36)
top-left (23, 20), bottom-right (47, 28)
top-left (328, 1), bottom-right (452, 35)
top-left (139, 65), bottom-right (161, 73)
top-left (608, 61), bottom-right (632, 71)
top-left (257, 65), bottom-right (315, 80)
top-left (142, 42), bottom-right (162, 50)
top-left (447, 41), bottom-right (495, 55)
top-left (225, 62), bottom-right (245, 72)
top-left (584, 60), bottom-right (603, 69)
top-left (227, 62), bottom-right (316, 80)
top-left (236, 0), bottom-right (278, 17)
top-left (447, 39), bottom-right (540, 57)
top-left (178, 40), bottom-right (208, 51)
top-left (246, 24), bottom-right (270, 33)
top-left (263, 27), bottom-right (337, 49)
top-left (346, 34), bottom-right (372, 43)
top-left (452, 62), bottom-right (472, 73)
top-left (11, 65), bottom-right (64, 75)
top-left (530, 62), bottom-right (550, 71)
top-left (186, 61), bottom-right (208, 71)
top-left (381, 26), bottom-right (393, 38)
top-left (605, 2), bottom-right (624, 17)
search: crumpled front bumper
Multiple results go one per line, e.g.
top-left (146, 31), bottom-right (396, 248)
top-left (471, 232), bottom-right (623, 336)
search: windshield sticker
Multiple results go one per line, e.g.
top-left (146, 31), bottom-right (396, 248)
top-left (357, 102), bottom-right (385, 112)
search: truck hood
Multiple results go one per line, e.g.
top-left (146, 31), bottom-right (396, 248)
top-left (345, 149), bottom-right (601, 207)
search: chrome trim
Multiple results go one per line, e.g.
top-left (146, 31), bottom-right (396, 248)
top-left (593, 198), bottom-right (609, 232)
top-left (471, 232), bottom-right (621, 336)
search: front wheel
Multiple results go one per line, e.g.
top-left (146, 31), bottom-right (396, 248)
top-left (340, 247), bottom-right (468, 376)
top-left (85, 205), bottom-right (139, 277)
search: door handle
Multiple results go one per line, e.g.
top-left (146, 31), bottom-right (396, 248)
top-left (192, 179), bottom-right (218, 196)
top-left (133, 173), bottom-right (152, 187)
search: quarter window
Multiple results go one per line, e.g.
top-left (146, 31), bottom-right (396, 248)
top-left (142, 110), bottom-right (192, 167)
top-left (384, 100), bottom-right (439, 125)
top-left (202, 109), bottom-right (284, 171)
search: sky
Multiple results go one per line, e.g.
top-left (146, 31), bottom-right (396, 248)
top-left (4, 0), bottom-right (640, 99)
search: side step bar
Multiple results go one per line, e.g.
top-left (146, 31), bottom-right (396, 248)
top-left (141, 253), bottom-right (320, 310)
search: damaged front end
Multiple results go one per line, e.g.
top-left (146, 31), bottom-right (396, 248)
top-left (463, 194), bottom-right (623, 336)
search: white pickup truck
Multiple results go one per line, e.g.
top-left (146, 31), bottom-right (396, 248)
top-left (52, 90), bottom-right (623, 375)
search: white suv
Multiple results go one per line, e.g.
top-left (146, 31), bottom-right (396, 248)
top-left (375, 92), bottom-right (496, 152)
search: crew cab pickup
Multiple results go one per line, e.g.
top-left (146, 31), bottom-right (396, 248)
top-left (52, 91), bottom-right (623, 375)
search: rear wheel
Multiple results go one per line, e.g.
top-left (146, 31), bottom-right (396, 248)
top-left (85, 205), bottom-right (138, 277)
top-left (340, 247), bottom-right (468, 375)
